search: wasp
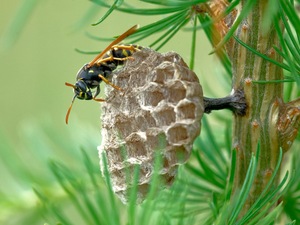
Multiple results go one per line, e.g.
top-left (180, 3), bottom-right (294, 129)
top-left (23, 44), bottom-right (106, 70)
top-left (65, 25), bottom-right (142, 124)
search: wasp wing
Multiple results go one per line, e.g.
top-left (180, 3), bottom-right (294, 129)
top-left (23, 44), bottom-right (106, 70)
top-left (88, 24), bottom-right (139, 67)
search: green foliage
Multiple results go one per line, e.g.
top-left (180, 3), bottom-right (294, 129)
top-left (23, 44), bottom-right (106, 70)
top-left (91, 0), bottom-right (202, 51)
top-left (235, 0), bottom-right (300, 86)
top-left (0, 118), bottom-right (293, 224)
top-left (210, 0), bottom-right (258, 53)
top-left (284, 141), bottom-right (300, 223)
top-left (196, 12), bottom-right (232, 76)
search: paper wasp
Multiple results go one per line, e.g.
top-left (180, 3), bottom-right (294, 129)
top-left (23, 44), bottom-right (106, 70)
top-left (65, 25), bottom-right (142, 124)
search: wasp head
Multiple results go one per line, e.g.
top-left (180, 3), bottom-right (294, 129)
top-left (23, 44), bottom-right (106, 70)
top-left (73, 80), bottom-right (93, 100)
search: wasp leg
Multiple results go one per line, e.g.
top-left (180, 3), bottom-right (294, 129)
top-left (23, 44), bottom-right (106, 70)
top-left (92, 85), bottom-right (105, 102)
top-left (94, 98), bottom-right (106, 102)
top-left (98, 74), bottom-right (122, 91)
top-left (112, 44), bottom-right (141, 51)
top-left (97, 55), bottom-right (134, 64)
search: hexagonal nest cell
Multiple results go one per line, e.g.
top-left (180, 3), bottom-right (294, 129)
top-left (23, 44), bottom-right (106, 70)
top-left (98, 48), bottom-right (204, 203)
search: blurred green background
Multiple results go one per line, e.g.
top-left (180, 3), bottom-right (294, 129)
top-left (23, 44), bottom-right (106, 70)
top-left (3, 1), bottom-right (299, 224)
top-left (0, 0), bottom-right (222, 138)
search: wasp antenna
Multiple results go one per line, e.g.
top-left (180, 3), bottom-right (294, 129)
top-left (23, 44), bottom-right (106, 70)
top-left (65, 82), bottom-right (76, 88)
top-left (88, 24), bottom-right (139, 67)
top-left (65, 82), bottom-right (76, 124)
top-left (65, 95), bottom-right (77, 124)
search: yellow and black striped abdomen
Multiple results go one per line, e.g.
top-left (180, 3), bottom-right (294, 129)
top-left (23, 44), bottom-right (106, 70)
top-left (102, 44), bottom-right (143, 66)
top-left (113, 44), bottom-right (142, 57)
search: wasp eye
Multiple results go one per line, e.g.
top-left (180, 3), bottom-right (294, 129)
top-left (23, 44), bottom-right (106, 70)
top-left (76, 80), bottom-right (87, 91)
top-left (74, 80), bottom-right (93, 100)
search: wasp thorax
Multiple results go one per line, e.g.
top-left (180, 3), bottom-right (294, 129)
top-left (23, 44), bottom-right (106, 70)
top-left (98, 49), bottom-right (204, 203)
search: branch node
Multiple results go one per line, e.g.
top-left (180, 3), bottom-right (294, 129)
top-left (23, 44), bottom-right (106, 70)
top-left (204, 89), bottom-right (247, 116)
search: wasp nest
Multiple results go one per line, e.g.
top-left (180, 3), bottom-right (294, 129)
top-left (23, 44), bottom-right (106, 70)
top-left (98, 48), bottom-right (204, 203)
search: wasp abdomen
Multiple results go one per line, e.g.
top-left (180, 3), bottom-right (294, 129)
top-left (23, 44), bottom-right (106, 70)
top-left (102, 45), bottom-right (143, 65)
